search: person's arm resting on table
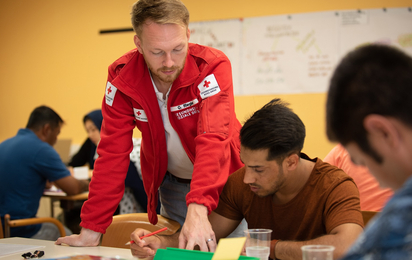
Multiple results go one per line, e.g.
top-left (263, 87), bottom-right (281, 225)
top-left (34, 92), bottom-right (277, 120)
top-left (54, 175), bottom-right (89, 196)
top-left (54, 170), bottom-right (115, 247)
top-left (54, 176), bottom-right (92, 245)
top-left (56, 228), bottom-right (101, 247)
top-left (274, 179), bottom-right (364, 260)
top-left (273, 223), bottom-right (362, 260)
top-left (208, 211), bottom-right (242, 241)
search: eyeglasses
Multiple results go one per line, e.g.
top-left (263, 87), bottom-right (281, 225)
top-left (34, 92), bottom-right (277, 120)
top-left (22, 250), bottom-right (45, 259)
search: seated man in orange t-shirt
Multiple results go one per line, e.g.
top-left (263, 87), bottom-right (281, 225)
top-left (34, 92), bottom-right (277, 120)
top-left (127, 99), bottom-right (364, 260)
top-left (324, 144), bottom-right (393, 211)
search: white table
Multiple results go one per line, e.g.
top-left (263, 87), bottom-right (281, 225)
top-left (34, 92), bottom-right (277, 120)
top-left (0, 237), bottom-right (139, 260)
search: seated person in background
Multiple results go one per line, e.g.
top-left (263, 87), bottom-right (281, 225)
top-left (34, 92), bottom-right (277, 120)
top-left (324, 144), bottom-right (393, 211)
top-left (129, 99), bottom-right (364, 260)
top-left (65, 109), bottom-right (156, 233)
top-left (326, 44), bottom-right (412, 259)
top-left (68, 109), bottom-right (103, 170)
top-left (0, 106), bottom-right (89, 240)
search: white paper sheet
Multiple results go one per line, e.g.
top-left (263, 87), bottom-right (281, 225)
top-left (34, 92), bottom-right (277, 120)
top-left (73, 166), bottom-right (89, 180)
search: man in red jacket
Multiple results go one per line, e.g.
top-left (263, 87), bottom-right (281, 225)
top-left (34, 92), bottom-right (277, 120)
top-left (56, 0), bottom-right (243, 251)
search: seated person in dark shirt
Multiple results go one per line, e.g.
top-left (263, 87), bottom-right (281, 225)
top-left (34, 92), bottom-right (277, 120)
top-left (127, 99), bottom-right (364, 260)
top-left (65, 109), bottom-right (158, 233)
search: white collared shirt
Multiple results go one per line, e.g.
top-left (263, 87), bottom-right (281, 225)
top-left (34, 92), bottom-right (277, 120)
top-left (151, 76), bottom-right (194, 179)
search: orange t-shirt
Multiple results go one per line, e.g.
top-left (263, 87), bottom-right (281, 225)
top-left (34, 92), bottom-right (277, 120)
top-left (324, 145), bottom-right (393, 211)
top-left (215, 154), bottom-right (364, 243)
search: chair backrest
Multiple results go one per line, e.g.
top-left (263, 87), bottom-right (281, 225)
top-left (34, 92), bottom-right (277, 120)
top-left (53, 138), bottom-right (72, 164)
top-left (361, 210), bottom-right (378, 226)
top-left (101, 213), bottom-right (181, 249)
top-left (4, 214), bottom-right (66, 238)
top-left (0, 216), bottom-right (4, 238)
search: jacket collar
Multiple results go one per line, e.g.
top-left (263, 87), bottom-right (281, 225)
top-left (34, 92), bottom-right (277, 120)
top-left (113, 44), bottom-right (201, 99)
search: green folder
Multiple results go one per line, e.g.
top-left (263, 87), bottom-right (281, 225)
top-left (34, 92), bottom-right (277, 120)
top-left (154, 248), bottom-right (260, 260)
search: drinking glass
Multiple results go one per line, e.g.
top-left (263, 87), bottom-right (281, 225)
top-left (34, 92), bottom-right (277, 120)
top-left (301, 245), bottom-right (335, 260)
top-left (244, 229), bottom-right (272, 260)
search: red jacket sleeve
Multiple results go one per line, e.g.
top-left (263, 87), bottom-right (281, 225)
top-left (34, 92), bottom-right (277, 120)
top-left (186, 50), bottom-right (243, 214)
top-left (80, 66), bottom-right (136, 233)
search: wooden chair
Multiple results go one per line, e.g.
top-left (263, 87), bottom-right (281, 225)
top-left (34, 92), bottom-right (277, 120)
top-left (101, 213), bottom-right (181, 249)
top-left (3, 214), bottom-right (66, 238)
top-left (361, 210), bottom-right (379, 226)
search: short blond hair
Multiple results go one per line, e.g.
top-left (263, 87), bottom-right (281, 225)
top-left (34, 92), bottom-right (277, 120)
top-left (131, 0), bottom-right (190, 37)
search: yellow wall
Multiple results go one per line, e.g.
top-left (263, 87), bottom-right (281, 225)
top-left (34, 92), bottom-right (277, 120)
top-left (0, 0), bottom-right (410, 159)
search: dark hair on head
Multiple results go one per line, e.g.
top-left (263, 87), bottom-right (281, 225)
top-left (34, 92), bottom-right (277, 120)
top-left (326, 44), bottom-right (412, 162)
top-left (83, 109), bottom-right (103, 131)
top-left (131, 0), bottom-right (189, 37)
top-left (26, 106), bottom-right (64, 131)
top-left (240, 98), bottom-right (306, 162)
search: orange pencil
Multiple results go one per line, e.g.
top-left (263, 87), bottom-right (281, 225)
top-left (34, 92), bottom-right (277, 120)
top-left (125, 227), bottom-right (168, 245)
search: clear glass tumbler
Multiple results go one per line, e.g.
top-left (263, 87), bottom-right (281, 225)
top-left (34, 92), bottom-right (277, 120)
top-left (244, 229), bottom-right (272, 260)
top-left (301, 245), bottom-right (335, 260)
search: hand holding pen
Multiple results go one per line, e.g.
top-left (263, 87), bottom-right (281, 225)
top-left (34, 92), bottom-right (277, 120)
top-left (126, 227), bottom-right (168, 245)
top-left (128, 227), bottom-right (169, 258)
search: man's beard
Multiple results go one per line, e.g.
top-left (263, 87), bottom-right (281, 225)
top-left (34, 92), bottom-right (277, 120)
top-left (152, 65), bottom-right (184, 84)
top-left (144, 52), bottom-right (187, 85)
top-left (252, 167), bottom-right (285, 198)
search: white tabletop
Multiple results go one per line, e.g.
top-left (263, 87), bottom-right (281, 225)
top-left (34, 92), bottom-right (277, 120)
top-left (0, 237), bottom-right (138, 260)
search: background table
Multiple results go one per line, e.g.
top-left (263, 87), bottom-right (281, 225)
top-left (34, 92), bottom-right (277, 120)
top-left (0, 237), bottom-right (138, 260)
top-left (42, 191), bottom-right (89, 219)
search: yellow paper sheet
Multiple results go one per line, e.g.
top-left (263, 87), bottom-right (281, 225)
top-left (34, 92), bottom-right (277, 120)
top-left (212, 237), bottom-right (246, 260)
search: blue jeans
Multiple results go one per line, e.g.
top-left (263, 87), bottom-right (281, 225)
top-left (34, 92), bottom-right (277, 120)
top-left (159, 173), bottom-right (190, 226)
top-left (159, 173), bottom-right (247, 237)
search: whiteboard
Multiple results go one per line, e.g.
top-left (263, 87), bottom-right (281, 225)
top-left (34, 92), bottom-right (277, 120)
top-left (189, 8), bottom-right (412, 96)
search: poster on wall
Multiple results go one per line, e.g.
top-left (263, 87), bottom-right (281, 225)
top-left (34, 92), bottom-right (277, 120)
top-left (339, 8), bottom-right (412, 58)
top-left (189, 19), bottom-right (242, 94)
top-left (188, 8), bottom-right (412, 96)
top-left (241, 12), bottom-right (339, 95)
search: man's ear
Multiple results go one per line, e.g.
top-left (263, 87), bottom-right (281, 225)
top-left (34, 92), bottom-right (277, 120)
top-left (186, 28), bottom-right (191, 42)
top-left (364, 114), bottom-right (400, 150)
top-left (35, 123), bottom-right (50, 142)
top-left (42, 123), bottom-right (51, 136)
top-left (134, 35), bottom-right (143, 54)
top-left (284, 153), bottom-right (299, 171)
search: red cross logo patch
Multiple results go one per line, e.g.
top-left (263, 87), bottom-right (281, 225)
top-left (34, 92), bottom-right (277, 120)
top-left (133, 108), bottom-right (148, 122)
top-left (105, 82), bottom-right (117, 106)
top-left (197, 74), bottom-right (221, 99)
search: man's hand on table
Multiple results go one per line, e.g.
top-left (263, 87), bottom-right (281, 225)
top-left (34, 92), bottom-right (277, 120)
top-left (179, 203), bottom-right (217, 252)
top-left (55, 228), bottom-right (101, 246)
